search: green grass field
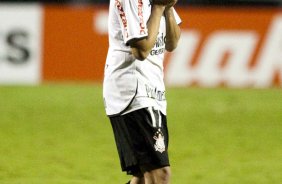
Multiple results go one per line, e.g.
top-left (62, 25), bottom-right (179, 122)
top-left (0, 84), bottom-right (281, 184)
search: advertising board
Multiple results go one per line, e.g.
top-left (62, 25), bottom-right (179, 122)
top-left (0, 4), bottom-right (43, 84)
top-left (0, 4), bottom-right (281, 88)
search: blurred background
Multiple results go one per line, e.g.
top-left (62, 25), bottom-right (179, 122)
top-left (0, 1), bottom-right (281, 184)
top-left (0, 0), bottom-right (282, 86)
top-left (1, 0), bottom-right (282, 5)
top-left (1, 0), bottom-right (282, 6)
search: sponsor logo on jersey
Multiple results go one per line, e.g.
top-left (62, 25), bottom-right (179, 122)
top-left (145, 84), bottom-right (166, 101)
top-left (151, 33), bottom-right (166, 56)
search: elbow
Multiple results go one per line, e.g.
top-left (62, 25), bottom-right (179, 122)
top-left (135, 54), bottom-right (147, 61)
top-left (165, 43), bottom-right (178, 52)
top-left (132, 49), bottom-right (150, 61)
top-left (166, 46), bottom-right (176, 52)
top-left (129, 38), bottom-right (154, 60)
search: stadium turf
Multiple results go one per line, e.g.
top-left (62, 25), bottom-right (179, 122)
top-left (0, 84), bottom-right (281, 184)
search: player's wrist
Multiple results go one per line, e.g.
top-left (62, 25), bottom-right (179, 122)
top-left (152, 4), bottom-right (166, 13)
top-left (165, 6), bottom-right (174, 14)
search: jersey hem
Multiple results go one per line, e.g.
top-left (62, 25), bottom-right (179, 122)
top-left (106, 82), bottom-right (139, 118)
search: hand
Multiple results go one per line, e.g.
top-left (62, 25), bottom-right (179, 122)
top-left (153, 0), bottom-right (177, 7)
top-left (166, 0), bottom-right (177, 9)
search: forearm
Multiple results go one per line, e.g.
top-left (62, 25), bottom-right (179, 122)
top-left (165, 8), bottom-right (181, 52)
top-left (130, 5), bottom-right (165, 60)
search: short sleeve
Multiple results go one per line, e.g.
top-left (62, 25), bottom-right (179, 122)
top-left (114, 0), bottom-right (148, 44)
top-left (172, 7), bottom-right (182, 25)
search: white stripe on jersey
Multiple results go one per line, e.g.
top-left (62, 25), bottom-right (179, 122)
top-left (148, 107), bottom-right (157, 128)
top-left (158, 110), bottom-right (162, 128)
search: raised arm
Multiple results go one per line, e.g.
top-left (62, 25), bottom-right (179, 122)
top-left (128, 4), bottom-right (166, 61)
top-left (164, 7), bottom-right (181, 52)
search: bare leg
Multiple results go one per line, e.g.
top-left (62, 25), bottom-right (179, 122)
top-left (142, 166), bottom-right (171, 184)
top-left (130, 173), bottom-right (145, 184)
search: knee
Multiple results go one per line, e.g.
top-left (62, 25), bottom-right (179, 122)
top-left (143, 166), bottom-right (171, 184)
top-left (157, 167), bottom-right (171, 183)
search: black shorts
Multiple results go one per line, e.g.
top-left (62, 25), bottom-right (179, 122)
top-left (110, 107), bottom-right (170, 175)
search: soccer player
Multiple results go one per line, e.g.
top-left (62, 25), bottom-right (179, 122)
top-left (103, 0), bottom-right (181, 183)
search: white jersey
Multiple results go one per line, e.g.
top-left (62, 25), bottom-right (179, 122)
top-left (103, 0), bottom-right (181, 116)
